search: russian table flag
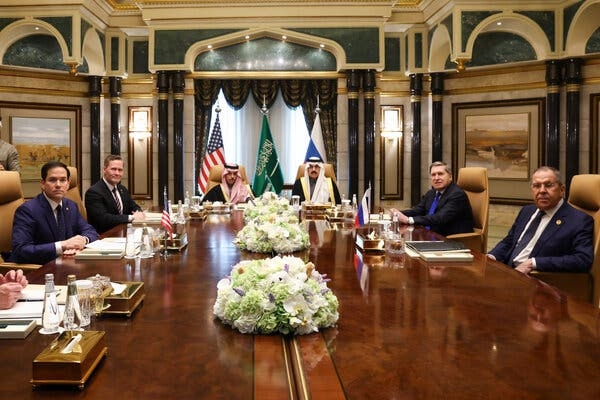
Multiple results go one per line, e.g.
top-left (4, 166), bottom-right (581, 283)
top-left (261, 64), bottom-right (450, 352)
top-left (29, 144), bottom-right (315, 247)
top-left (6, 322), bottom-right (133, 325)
top-left (355, 185), bottom-right (371, 227)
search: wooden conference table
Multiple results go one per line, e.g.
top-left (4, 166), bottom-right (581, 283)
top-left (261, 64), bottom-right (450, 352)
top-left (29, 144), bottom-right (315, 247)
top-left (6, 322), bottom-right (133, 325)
top-left (1, 211), bottom-right (600, 399)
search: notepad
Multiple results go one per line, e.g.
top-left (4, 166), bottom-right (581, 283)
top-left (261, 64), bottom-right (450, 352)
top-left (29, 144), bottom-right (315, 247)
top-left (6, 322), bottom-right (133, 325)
top-left (405, 240), bottom-right (468, 253)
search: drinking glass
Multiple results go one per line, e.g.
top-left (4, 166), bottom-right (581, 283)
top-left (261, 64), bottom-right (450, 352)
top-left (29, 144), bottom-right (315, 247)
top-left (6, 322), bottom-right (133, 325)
top-left (191, 195), bottom-right (201, 211)
top-left (75, 280), bottom-right (93, 327)
top-left (291, 195), bottom-right (300, 210)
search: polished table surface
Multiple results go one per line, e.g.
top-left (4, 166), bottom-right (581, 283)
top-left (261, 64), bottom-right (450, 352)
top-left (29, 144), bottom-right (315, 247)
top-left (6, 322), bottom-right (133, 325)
top-left (1, 212), bottom-right (600, 399)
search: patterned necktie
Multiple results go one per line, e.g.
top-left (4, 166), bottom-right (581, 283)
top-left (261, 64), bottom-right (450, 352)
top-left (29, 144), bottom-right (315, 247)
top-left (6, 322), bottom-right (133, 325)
top-left (56, 204), bottom-right (66, 240)
top-left (428, 192), bottom-right (441, 215)
top-left (509, 210), bottom-right (545, 266)
top-left (112, 187), bottom-right (122, 214)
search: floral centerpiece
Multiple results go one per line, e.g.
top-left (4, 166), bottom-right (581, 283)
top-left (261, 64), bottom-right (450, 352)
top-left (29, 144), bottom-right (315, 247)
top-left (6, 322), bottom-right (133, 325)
top-left (234, 192), bottom-right (309, 253)
top-left (243, 191), bottom-right (299, 224)
top-left (213, 255), bottom-right (339, 335)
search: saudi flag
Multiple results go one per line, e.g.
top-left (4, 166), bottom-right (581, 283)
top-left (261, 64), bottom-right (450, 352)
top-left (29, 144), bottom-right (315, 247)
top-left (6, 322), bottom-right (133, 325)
top-left (253, 114), bottom-right (284, 195)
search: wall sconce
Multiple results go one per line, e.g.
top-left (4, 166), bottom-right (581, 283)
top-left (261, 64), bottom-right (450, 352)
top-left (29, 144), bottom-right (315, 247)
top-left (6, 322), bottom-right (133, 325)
top-left (131, 131), bottom-right (151, 141)
top-left (380, 106), bottom-right (403, 139)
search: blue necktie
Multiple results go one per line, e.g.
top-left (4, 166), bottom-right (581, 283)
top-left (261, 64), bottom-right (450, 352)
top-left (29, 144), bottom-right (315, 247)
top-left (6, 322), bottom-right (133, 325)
top-left (428, 192), bottom-right (441, 215)
top-left (56, 204), bottom-right (66, 240)
top-left (509, 210), bottom-right (545, 266)
top-left (425, 192), bottom-right (441, 230)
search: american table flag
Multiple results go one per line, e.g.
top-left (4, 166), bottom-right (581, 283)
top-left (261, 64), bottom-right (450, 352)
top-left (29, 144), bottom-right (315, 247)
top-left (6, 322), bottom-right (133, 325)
top-left (197, 112), bottom-right (226, 194)
top-left (161, 186), bottom-right (173, 239)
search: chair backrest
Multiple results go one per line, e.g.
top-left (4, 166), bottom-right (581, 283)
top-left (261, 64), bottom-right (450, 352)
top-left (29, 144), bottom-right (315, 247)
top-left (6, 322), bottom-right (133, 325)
top-left (567, 174), bottom-right (600, 307)
top-left (0, 171), bottom-right (25, 255)
top-left (206, 164), bottom-right (250, 193)
top-left (295, 163), bottom-right (337, 183)
top-left (65, 166), bottom-right (87, 220)
top-left (456, 167), bottom-right (489, 251)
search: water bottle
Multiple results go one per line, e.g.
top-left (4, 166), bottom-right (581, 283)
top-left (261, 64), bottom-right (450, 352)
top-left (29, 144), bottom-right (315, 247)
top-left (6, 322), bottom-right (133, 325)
top-left (352, 194), bottom-right (358, 210)
top-left (124, 223), bottom-right (137, 258)
top-left (63, 274), bottom-right (83, 331)
top-left (41, 273), bottom-right (60, 334)
top-left (139, 223), bottom-right (154, 258)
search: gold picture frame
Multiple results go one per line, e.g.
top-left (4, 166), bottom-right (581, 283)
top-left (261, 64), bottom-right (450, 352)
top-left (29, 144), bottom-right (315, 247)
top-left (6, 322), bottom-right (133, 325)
top-left (0, 101), bottom-right (81, 198)
top-left (379, 105), bottom-right (403, 200)
top-left (127, 106), bottom-right (153, 199)
top-left (590, 93), bottom-right (600, 174)
top-left (452, 98), bottom-right (545, 204)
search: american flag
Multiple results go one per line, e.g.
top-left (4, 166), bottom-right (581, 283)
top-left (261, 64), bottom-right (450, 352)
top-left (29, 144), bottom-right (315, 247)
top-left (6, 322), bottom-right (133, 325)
top-left (197, 112), bottom-right (226, 194)
top-left (161, 186), bottom-right (173, 239)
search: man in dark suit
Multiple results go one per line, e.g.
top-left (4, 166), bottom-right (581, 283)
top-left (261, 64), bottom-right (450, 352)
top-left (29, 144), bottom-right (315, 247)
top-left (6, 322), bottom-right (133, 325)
top-left (8, 161), bottom-right (98, 265)
top-left (488, 166), bottom-right (593, 274)
top-left (390, 161), bottom-right (474, 236)
top-left (85, 154), bottom-right (146, 233)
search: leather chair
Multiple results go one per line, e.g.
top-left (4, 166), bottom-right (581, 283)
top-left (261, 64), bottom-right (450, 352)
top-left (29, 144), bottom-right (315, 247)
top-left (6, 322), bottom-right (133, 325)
top-left (206, 164), bottom-right (250, 194)
top-left (0, 171), bottom-right (24, 257)
top-left (65, 166), bottom-right (87, 220)
top-left (446, 167), bottom-right (489, 253)
top-left (0, 171), bottom-right (27, 271)
top-left (295, 163), bottom-right (337, 182)
top-left (531, 174), bottom-right (600, 306)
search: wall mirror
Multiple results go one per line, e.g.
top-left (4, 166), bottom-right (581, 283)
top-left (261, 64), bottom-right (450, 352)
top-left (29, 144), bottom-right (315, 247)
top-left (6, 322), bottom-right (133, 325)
top-left (380, 105), bottom-right (403, 200)
top-left (128, 106), bottom-right (152, 199)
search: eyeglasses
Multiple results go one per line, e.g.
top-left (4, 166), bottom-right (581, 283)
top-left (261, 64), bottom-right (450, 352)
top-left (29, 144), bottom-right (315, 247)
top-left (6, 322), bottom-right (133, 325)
top-left (531, 181), bottom-right (559, 190)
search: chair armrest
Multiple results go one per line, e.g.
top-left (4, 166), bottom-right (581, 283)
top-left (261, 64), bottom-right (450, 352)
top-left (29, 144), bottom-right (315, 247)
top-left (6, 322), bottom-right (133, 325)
top-left (0, 262), bottom-right (42, 275)
top-left (446, 232), bottom-right (483, 253)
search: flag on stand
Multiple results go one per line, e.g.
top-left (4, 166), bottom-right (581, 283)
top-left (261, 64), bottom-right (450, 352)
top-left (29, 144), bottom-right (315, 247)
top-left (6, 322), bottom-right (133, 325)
top-left (304, 113), bottom-right (327, 162)
top-left (197, 112), bottom-right (226, 194)
top-left (252, 114), bottom-right (284, 195)
top-left (355, 184), bottom-right (371, 227)
top-left (161, 187), bottom-right (173, 240)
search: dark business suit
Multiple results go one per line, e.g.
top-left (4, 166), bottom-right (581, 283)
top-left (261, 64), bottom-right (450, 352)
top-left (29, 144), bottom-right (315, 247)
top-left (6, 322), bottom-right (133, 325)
top-left (489, 202), bottom-right (593, 272)
top-left (9, 194), bottom-right (98, 264)
top-left (85, 179), bottom-right (142, 233)
top-left (402, 182), bottom-right (474, 236)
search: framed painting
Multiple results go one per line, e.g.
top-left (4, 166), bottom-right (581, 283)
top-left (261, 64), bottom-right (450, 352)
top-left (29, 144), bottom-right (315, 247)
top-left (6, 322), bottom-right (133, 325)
top-left (590, 93), bottom-right (600, 174)
top-left (452, 98), bottom-right (545, 204)
top-left (0, 102), bottom-right (81, 198)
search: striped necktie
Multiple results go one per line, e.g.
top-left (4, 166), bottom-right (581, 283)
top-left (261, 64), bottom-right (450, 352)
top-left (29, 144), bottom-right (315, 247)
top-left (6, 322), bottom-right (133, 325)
top-left (112, 187), bottom-right (122, 214)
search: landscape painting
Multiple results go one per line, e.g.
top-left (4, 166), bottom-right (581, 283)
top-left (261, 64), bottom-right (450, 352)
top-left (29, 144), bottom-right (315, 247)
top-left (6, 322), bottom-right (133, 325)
top-left (464, 112), bottom-right (529, 179)
top-left (452, 98), bottom-right (544, 203)
top-left (11, 116), bottom-right (72, 181)
top-left (1, 101), bottom-right (81, 198)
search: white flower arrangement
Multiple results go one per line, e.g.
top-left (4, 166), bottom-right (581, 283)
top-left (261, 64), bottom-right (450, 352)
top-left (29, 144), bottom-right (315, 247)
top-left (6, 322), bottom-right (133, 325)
top-left (235, 192), bottom-right (309, 253)
top-left (213, 256), bottom-right (339, 335)
top-left (243, 191), bottom-right (299, 224)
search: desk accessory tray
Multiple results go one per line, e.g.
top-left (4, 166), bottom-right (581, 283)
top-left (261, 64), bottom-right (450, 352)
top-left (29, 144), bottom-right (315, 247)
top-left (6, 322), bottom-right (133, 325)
top-left (166, 232), bottom-right (188, 251)
top-left (31, 330), bottom-right (107, 389)
top-left (101, 281), bottom-right (145, 317)
top-left (0, 319), bottom-right (36, 339)
top-left (355, 233), bottom-right (384, 252)
top-left (189, 210), bottom-right (207, 220)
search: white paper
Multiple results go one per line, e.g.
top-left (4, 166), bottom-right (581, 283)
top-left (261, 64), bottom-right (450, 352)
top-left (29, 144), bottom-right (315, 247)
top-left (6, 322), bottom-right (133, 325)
top-left (20, 284), bottom-right (66, 303)
top-left (110, 282), bottom-right (127, 295)
top-left (86, 237), bottom-right (126, 252)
